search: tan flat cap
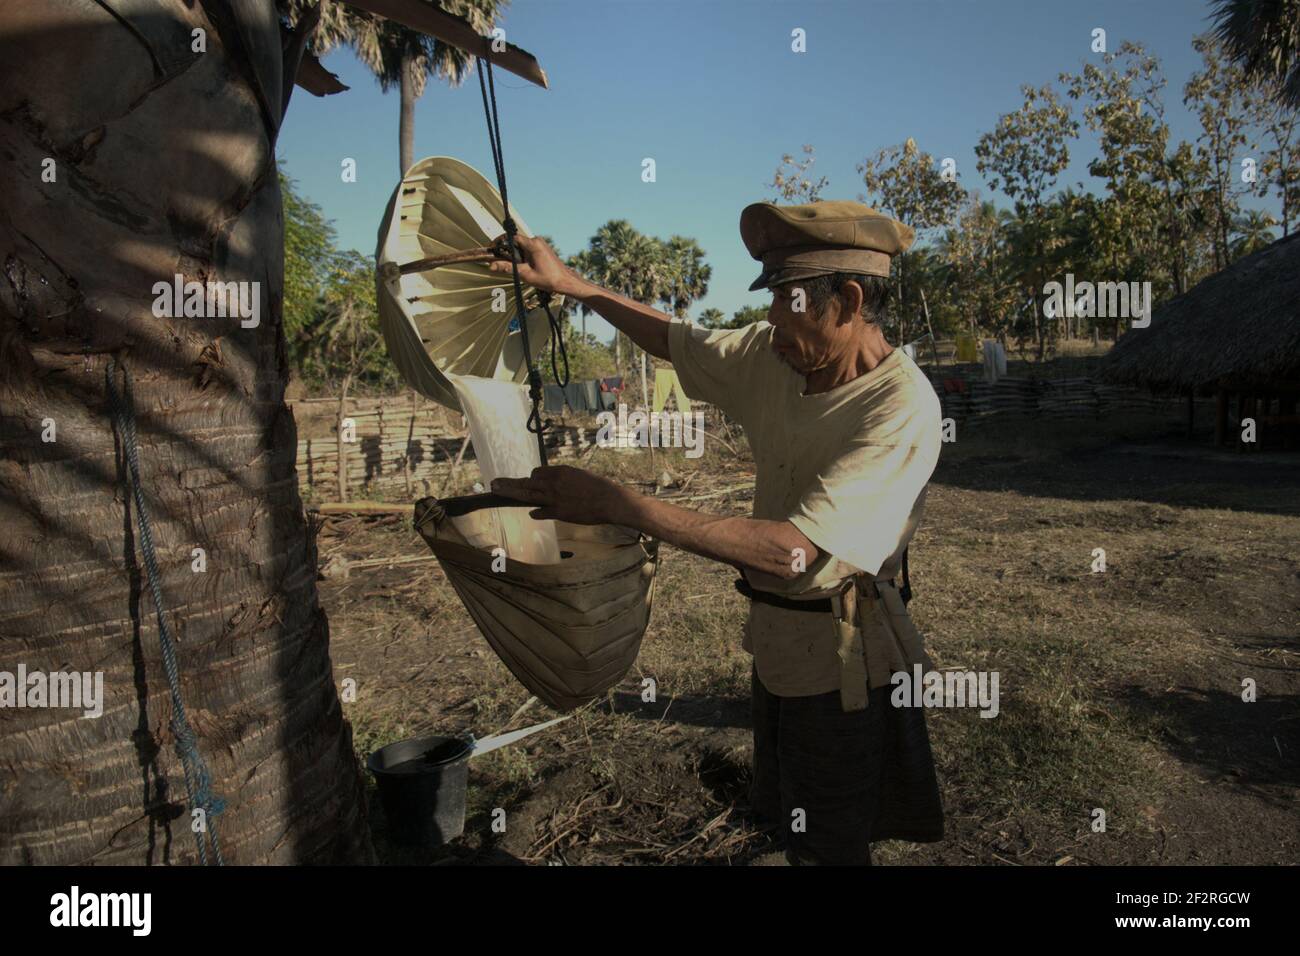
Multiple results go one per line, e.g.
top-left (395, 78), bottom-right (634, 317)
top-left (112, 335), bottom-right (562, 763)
top-left (740, 200), bottom-right (915, 291)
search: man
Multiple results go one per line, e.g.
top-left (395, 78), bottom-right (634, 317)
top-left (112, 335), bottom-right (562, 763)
top-left (490, 200), bottom-right (944, 865)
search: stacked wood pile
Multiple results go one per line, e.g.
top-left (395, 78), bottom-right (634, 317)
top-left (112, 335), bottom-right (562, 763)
top-left (293, 395), bottom-right (451, 500)
top-left (930, 372), bottom-right (1213, 425)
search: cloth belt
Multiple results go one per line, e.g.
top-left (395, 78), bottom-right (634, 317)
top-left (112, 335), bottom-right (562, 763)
top-left (733, 571), bottom-right (907, 611)
top-left (734, 574), bottom-right (883, 712)
top-left (733, 576), bottom-right (834, 612)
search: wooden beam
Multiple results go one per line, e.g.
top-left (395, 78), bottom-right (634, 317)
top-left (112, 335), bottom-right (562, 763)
top-left (296, 51), bottom-right (349, 97)
top-left (341, 0), bottom-right (549, 88)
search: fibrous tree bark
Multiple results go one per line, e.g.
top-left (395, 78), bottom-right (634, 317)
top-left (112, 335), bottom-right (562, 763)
top-left (0, 0), bottom-right (372, 864)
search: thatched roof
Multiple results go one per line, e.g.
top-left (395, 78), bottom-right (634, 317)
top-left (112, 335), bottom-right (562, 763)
top-left (1098, 230), bottom-right (1300, 394)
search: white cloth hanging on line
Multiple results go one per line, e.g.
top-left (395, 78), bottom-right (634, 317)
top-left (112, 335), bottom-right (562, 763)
top-left (982, 340), bottom-right (1007, 383)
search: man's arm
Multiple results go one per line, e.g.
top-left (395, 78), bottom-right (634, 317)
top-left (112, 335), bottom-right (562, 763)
top-left (614, 494), bottom-right (819, 581)
top-left (491, 466), bottom-right (821, 581)
top-left (489, 235), bottom-right (672, 360)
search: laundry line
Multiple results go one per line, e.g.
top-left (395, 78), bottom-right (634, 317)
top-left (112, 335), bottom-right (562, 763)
top-left (541, 371), bottom-right (699, 416)
top-left (542, 376), bottom-right (627, 414)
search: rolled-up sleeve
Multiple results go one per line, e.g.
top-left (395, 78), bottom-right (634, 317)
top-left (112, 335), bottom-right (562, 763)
top-left (667, 319), bottom-right (770, 426)
top-left (788, 397), bottom-right (941, 577)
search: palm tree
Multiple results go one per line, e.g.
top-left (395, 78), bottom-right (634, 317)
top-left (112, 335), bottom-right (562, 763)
top-left (1211, 0), bottom-right (1300, 109)
top-left (659, 236), bottom-right (712, 319)
top-left (1230, 209), bottom-right (1278, 258)
top-left (0, 3), bottom-right (371, 863)
top-left (298, 0), bottom-right (503, 175)
top-left (569, 221), bottom-right (666, 376)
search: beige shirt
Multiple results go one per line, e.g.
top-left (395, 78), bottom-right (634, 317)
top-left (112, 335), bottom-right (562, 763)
top-left (668, 319), bottom-right (941, 696)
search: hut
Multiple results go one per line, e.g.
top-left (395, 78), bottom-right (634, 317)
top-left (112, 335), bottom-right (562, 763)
top-left (1099, 231), bottom-right (1300, 449)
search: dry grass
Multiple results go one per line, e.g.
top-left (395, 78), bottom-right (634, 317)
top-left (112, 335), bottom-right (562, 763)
top-left (319, 402), bottom-right (1300, 866)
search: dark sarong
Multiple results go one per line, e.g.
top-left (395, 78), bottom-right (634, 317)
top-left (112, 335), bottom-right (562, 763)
top-left (750, 667), bottom-right (943, 865)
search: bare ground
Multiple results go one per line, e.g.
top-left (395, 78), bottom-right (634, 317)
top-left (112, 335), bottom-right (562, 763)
top-left (317, 411), bottom-right (1299, 866)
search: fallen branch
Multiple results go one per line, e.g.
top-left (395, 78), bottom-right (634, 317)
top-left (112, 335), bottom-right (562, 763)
top-left (663, 482), bottom-right (756, 504)
top-left (320, 552), bottom-right (440, 579)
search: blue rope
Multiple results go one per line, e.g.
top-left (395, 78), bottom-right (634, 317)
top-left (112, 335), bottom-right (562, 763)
top-left (106, 360), bottom-right (225, 865)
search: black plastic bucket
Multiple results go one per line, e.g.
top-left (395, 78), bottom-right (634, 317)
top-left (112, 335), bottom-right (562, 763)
top-left (367, 735), bottom-right (472, 849)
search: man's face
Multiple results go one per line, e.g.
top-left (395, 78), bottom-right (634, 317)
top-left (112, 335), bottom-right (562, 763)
top-left (765, 280), bottom-right (856, 375)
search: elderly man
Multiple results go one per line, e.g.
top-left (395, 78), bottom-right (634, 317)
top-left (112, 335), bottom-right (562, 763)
top-left (491, 200), bottom-right (943, 865)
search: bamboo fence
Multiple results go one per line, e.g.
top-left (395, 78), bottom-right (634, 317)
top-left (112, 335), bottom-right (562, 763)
top-left (292, 378), bottom-right (1189, 503)
top-left (292, 393), bottom-right (613, 502)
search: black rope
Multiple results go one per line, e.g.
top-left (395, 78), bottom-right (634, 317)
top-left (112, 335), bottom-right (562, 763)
top-left (477, 40), bottom-right (552, 465)
top-left (541, 292), bottom-right (570, 390)
top-left (106, 360), bottom-right (225, 865)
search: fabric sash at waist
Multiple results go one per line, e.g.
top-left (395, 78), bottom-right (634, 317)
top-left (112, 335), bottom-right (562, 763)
top-left (734, 574), bottom-right (896, 614)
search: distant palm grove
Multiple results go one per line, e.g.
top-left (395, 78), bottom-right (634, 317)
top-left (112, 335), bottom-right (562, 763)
top-left (281, 0), bottom-right (1299, 392)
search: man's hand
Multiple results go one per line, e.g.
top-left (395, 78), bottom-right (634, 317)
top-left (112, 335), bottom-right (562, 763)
top-left (489, 234), bottom-right (584, 298)
top-left (491, 465), bottom-right (628, 526)
top-left (494, 465), bottom-right (821, 579)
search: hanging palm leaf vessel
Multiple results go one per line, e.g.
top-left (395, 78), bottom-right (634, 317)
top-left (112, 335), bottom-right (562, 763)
top-left (375, 56), bottom-right (659, 712)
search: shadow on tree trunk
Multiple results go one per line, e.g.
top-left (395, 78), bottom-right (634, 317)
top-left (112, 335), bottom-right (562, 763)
top-left (0, 1), bottom-right (373, 864)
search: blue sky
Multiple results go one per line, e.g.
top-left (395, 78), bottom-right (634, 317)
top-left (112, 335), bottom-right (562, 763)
top-left (277, 0), bottom-right (1241, 341)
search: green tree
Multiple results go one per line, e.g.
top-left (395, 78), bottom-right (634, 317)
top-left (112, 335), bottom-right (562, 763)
top-left (1245, 83), bottom-right (1300, 236)
top-left (1230, 208), bottom-right (1279, 257)
top-left (545, 331), bottom-right (615, 383)
top-left (697, 307), bottom-right (725, 328)
top-left (975, 83), bottom-right (1079, 359)
top-left (281, 173), bottom-right (394, 393)
top-left (1185, 34), bottom-right (1255, 271)
top-left (312, 251), bottom-right (395, 394)
top-left (658, 236), bottom-right (712, 318)
top-left (768, 144), bottom-right (828, 202)
top-left (1061, 44), bottom-right (1208, 300)
top-left (730, 305), bottom-right (770, 329)
top-left (902, 243), bottom-right (958, 341)
top-left (941, 194), bottom-right (1021, 344)
top-left (570, 220), bottom-right (666, 374)
top-left (281, 166), bottom-right (337, 350)
top-left (1043, 188), bottom-right (1109, 338)
top-left (859, 137), bottom-right (965, 343)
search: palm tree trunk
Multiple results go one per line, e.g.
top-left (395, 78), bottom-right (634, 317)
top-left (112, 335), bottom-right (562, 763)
top-left (0, 1), bottom-right (371, 864)
top-left (399, 49), bottom-right (416, 177)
